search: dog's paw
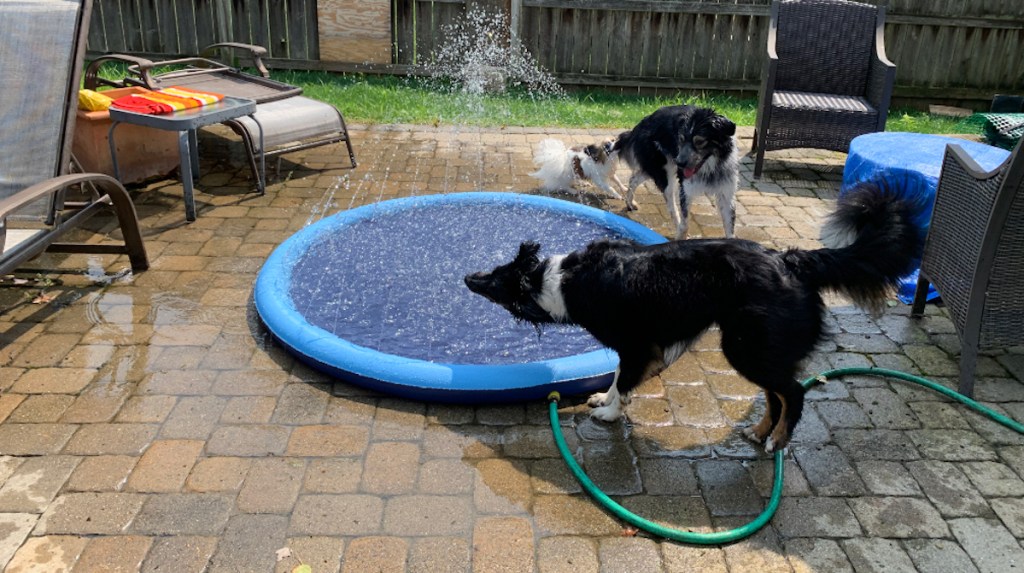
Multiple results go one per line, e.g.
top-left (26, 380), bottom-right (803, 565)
top-left (742, 425), bottom-right (766, 444)
top-left (625, 200), bottom-right (639, 211)
top-left (589, 403), bottom-right (623, 422)
top-left (764, 436), bottom-right (792, 455)
top-left (587, 391), bottom-right (610, 407)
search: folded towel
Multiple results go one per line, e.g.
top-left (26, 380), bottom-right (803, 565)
top-left (110, 86), bottom-right (225, 115)
top-left (78, 88), bottom-right (114, 111)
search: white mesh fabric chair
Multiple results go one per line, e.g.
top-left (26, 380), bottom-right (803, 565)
top-left (0, 0), bottom-right (147, 275)
top-left (85, 43), bottom-right (356, 185)
top-left (911, 139), bottom-right (1024, 397)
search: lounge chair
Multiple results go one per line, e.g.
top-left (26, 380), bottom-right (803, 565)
top-left (0, 0), bottom-right (148, 276)
top-left (752, 0), bottom-right (895, 178)
top-left (84, 43), bottom-right (357, 185)
top-left (911, 139), bottom-right (1024, 397)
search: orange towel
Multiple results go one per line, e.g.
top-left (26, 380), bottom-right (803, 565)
top-left (111, 86), bottom-right (225, 115)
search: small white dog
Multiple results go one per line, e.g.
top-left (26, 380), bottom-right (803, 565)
top-left (529, 138), bottom-right (626, 200)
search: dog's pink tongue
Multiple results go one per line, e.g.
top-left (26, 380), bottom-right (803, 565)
top-left (683, 167), bottom-right (697, 179)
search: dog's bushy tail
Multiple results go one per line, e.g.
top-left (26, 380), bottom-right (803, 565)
top-left (782, 180), bottom-right (929, 313)
top-left (530, 138), bottom-right (573, 191)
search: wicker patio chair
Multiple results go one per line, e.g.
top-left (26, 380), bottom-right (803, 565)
top-left (1, 0), bottom-right (147, 276)
top-left (752, 0), bottom-right (895, 178)
top-left (911, 140), bottom-right (1024, 397)
top-left (84, 43), bottom-right (356, 185)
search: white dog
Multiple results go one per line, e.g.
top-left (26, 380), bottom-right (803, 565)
top-left (530, 138), bottom-right (625, 200)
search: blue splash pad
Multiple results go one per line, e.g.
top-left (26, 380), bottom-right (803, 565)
top-left (254, 192), bottom-right (667, 403)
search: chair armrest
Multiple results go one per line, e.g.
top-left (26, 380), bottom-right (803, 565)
top-left (84, 54), bottom-right (156, 90)
top-left (933, 143), bottom-right (1006, 230)
top-left (926, 143), bottom-right (1004, 262)
top-left (755, 2), bottom-right (781, 137)
top-left (865, 6), bottom-right (896, 125)
top-left (765, 5), bottom-right (779, 64)
top-left (0, 174), bottom-right (147, 273)
top-left (0, 174), bottom-right (119, 218)
top-left (201, 42), bottom-right (271, 78)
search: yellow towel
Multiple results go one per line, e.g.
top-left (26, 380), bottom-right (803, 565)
top-left (78, 89), bottom-right (114, 111)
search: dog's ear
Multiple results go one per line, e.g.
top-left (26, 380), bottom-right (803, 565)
top-left (516, 241), bottom-right (541, 264)
top-left (710, 114), bottom-right (736, 137)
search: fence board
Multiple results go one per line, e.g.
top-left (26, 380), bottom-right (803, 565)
top-left (588, 9), bottom-right (606, 75)
top-left (173, 0), bottom-right (199, 54)
top-left (88, 0), bottom-right (318, 59)
top-left (119, 0), bottom-right (143, 52)
top-left (192, 1), bottom-right (216, 50)
top-left (656, 11), bottom-right (680, 78)
top-left (86, 0), bottom-right (1024, 104)
top-left (88, 0), bottom-right (113, 52)
top-left (393, 0), bottom-right (414, 64)
top-left (743, 13), bottom-right (766, 82)
top-left (635, 11), bottom-right (658, 78)
top-left (691, 13), bottom-right (713, 80)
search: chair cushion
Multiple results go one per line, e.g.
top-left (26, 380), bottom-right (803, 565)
top-left (773, 91), bottom-right (876, 114)
top-left (231, 96), bottom-right (344, 151)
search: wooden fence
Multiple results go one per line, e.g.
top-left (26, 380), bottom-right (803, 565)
top-left (87, 0), bottom-right (1024, 104)
top-left (87, 0), bottom-right (320, 60)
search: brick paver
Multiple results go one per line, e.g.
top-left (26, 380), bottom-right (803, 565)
top-left (1, 123), bottom-right (1023, 572)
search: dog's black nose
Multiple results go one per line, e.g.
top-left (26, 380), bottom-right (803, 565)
top-left (464, 272), bottom-right (490, 296)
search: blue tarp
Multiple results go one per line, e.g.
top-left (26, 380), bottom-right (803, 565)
top-left (841, 132), bottom-right (1010, 303)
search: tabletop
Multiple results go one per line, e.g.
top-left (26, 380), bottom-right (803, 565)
top-left (107, 96), bottom-right (257, 130)
top-left (842, 132), bottom-right (1010, 193)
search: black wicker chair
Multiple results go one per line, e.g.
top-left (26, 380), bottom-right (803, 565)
top-left (911, 139), bottom-right (1024, 397)
top-left (752, 0), bottom-right (895, 178)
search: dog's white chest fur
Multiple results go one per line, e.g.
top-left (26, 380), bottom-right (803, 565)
top-left (535, 255), bottom-right (569, 322)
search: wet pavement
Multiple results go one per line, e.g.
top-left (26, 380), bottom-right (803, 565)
top-left (1, 122), bottom-right (1023, 572)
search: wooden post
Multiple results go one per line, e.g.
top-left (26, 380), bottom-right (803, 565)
top-left (510, 0), bottom-right (522, 39)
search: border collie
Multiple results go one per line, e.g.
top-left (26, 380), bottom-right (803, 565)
top-left (464, 184), bottom-right (924, 453)
top-left (530, 138), bottom-right (626, 201)
top-left (615, 105), bottom-right (739, 239)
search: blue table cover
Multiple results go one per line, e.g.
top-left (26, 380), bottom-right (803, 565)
top-left (841, 132), bottom-right (1010, 303)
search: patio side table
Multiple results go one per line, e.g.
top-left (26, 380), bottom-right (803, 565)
top-left (108, 96), bottom-right (264, 222)
top-left (841, 132), bottom-right (1010, 302)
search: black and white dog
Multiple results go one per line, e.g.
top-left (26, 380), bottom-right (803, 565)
top-left (464, 184), bottom-right (924, 453)
top-left (530, 138), bottom-right (626, 201)
top-left (614, 105), bottom-right (739, 239)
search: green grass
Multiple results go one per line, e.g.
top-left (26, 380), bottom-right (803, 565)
top-left (91, 64), bottom-right (979, 135)
top-left (273, 70), bottom-right (980, 136)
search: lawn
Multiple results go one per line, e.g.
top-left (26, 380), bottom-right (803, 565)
top-left (273, 70), bottom-right (978, 136)
top-left (90, 63), bottom-right (980, 136)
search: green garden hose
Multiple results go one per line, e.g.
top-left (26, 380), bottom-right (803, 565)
top-left (547, 366), bottom-right (1024, 544)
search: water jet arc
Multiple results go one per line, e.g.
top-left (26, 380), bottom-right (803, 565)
top-left (254, 192), bottom-right (666, 403)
